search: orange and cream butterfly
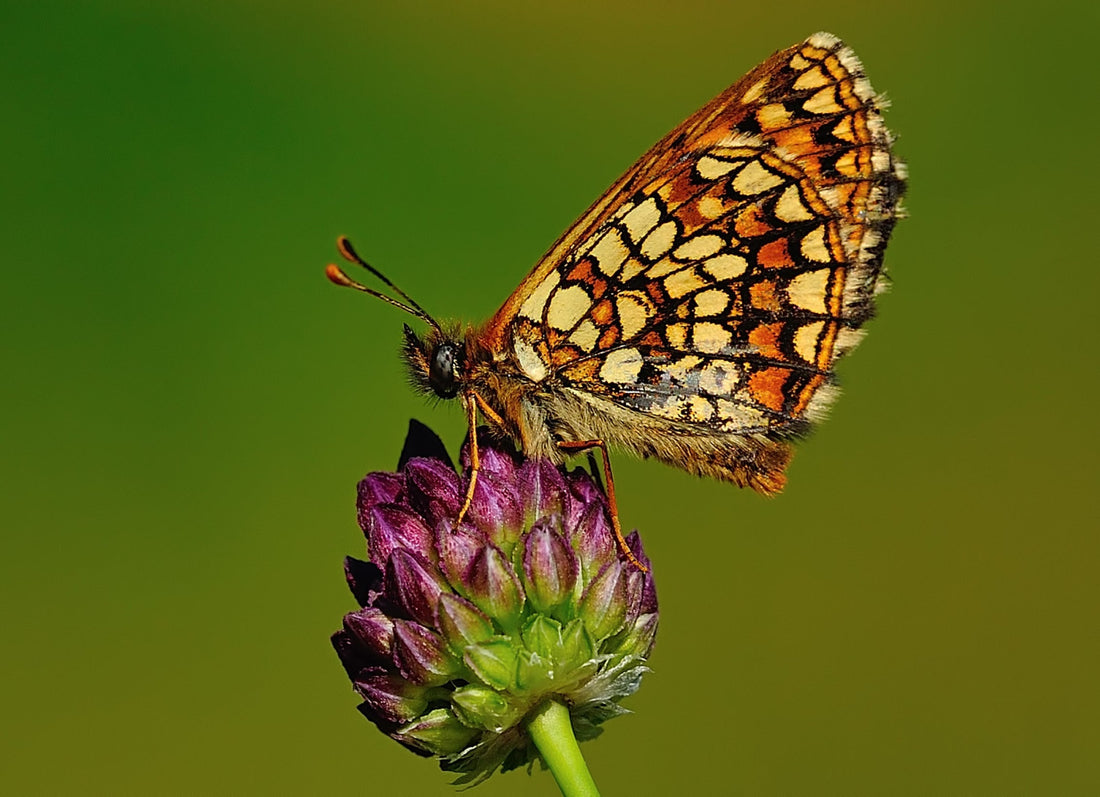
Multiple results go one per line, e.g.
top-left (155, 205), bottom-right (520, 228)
top-left (327, 32), bottom-right (906, 570)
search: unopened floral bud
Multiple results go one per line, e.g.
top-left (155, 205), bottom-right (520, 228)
top-left (332, 422), bottom-right (658, 784)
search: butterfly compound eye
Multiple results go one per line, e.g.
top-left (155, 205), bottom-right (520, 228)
top-left (428, 342), bottom-right (461, 398)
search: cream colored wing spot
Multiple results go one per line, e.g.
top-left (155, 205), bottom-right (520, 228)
top-left (621, 197), bottom-right (662, 242)
top-left (774, 185), bottom-right (815, 223)
top-left (702, 253), bottom-right (748, 281)
top-left (519, 270), bottom-right (561, 321)
top-left (693, 288), bottom-right (730, 317)
top-left (787, 268), bottom-right (830, 313)
top-left (793, 65), bottom-right (831, 91)
top-left (732, 159), bottom-right (785, 196)
top-left (645, 257), bottom-right (684, 280)
top-left (672, 234), bottom-right (724, 261)
top-left (569, 319), bottom-right (600, 352)
top-left (756, 103), bottom-right (791, 129)
top-left (694, 322), bottom-right (732, 354)
top-left (741, 77), bottom-right (768, 103)
top-left (666, 322), bottom-right (690, 350)
top-left (641, 220), bottom-right (679, 261)
top-left (598, 347), bottom-right (643, 384)
top-left (619, 257), bottom-right (647, 282)
top-left (512, 336), bottom-right (548, 382)
top-left (696, 156), bottom-right (739, 181)
top-left (835, 149), bottom-right (858, 176)
top-left (793, 320), bottom-right (826, 362)
top-left (615, 291), bottom-right (654, 339)
top-left (687, 395), bottom-right (715, 422)
top-left (664, 267), bottom-right (706, 300)
top-left (546, 283), bottom-right (592, 331)
top-left (716, 398), bottom-right (767, 429)
top-left (589, 227), bottom-right (630, 277)
top-left (699, 360), bottom-right (740, 395)
top-left (696, 195), bottom-right (726, 221)
top-left (658, 354), bottom-right (702, 382)
top-left (803, 86), bottom-right (844, 115)
top-left (650, 395), bottom-right (690, 421)
top-left (832, 114), bottom-right (856, 143)
top-left (800, 225), bottom-right (832, 263)
top-left (789, 53), bottom-right (812, 71)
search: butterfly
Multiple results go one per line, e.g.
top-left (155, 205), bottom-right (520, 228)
top-left (327, 32), bottom-right (906, 571)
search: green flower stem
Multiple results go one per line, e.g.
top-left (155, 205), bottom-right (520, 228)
top-left (525, 700), bottom-right (601, 797)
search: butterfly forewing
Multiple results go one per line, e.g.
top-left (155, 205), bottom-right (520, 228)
top-left (486, 32), bottom-right (904, 446)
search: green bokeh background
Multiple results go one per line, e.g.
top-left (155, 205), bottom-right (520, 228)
top-left (4, 2), bottom-right (1097, 794)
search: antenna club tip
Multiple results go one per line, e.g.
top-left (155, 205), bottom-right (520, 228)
top-left (336, 236), bottom-right (359, 264)
top-left (325, 263), bottom-right (353, 286)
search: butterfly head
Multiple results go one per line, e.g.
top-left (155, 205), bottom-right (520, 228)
top-left (402, 323), bottom-right (466, 400)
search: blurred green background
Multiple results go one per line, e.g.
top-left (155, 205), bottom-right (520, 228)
top-left (3, 1), bottom-right (1098, 794)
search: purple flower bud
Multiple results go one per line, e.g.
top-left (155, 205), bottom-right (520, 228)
top-left (476, 442), bottom-right (518, 482)
top-left (357, 471), bottom-right (404, 513)
top-left (354, 669), bottom-right (429, 726)
top-left (404, 457), bottom-right (462, 526)
top-left (564, 466), bottom-right (604, 530)
top-left (333, 423), bottom-right (658, 783)
top-left (571, 503), bottom-right (617, 580)
top-left (519, 458), bottom-right (568, 522)
top-left (331, 629), bottom-right (370, 680)
top-left (364, 504), bottom-right (433, 565)
top-left (433, 522), bottom-right (485, 589)
top-left (466, 470), bottom-right (522, 547)
top-left (385, 548), bottom-right (451, 628)
top-left (392, 620), bottom-right (461, 686)
top-left (618, 532), bottom-right (658, 626)
top-left (522, 519), bottom-right (579, 614)
top-left (342, 606), bottom-right (394, 663)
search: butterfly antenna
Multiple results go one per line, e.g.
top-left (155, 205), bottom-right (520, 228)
top-left (326, 236), bottom-right (441, 331)
top-left (325, 266), bottom-right (439, 330)
top-left (337, 237), bottom-right (438, 322)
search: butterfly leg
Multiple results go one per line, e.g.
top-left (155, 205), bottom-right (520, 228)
top-left (558, 440), bottom-right (648, 573)
top-left (455, 394), bottom-right (480, 528)
top-left (456, 391), bottom-right (507, 528)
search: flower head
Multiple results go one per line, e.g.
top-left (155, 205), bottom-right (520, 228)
top-left (332, 421), bottom-right (658, 784)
